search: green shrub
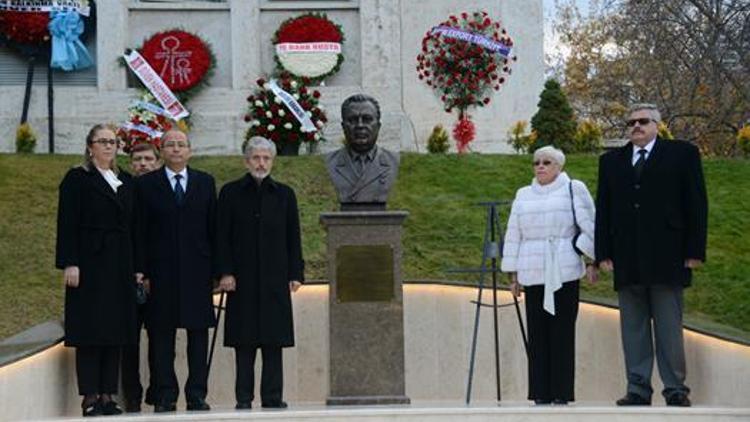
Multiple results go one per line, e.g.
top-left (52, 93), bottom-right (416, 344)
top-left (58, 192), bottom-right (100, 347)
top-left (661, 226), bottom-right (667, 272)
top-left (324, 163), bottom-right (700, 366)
top-left (530, 79), bottom-right (577, 152)
top-left (15, 123), bottom-right (36, 154)
top-left (506, 120), bottom-right (536, 153)
top-left (738, 126), bottom-right (750, 157)
top-left (658, 121), bottom-right (674, 140)
top-left (573, 119), bottom-right (603, 152)
top-left (426, 124), bottom-right (450, 154)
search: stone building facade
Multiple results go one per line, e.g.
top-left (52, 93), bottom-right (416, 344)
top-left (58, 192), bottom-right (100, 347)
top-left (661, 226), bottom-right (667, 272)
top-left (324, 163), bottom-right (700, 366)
top-left (0, 0), bottom-right (543, 154)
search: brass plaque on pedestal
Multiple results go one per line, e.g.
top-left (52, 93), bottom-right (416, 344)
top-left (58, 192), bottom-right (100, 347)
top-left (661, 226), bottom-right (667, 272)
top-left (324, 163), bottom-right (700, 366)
top-left (336, 245), bottom-right (394, 302)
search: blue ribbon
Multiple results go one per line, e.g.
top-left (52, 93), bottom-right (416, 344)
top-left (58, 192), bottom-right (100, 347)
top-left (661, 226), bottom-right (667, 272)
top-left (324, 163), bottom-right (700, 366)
top-left (48, 11), bottom-right (93, 71)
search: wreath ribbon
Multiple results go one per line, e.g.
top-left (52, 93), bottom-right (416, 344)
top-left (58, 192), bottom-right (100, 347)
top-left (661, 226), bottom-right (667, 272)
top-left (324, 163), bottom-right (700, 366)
top-left (431, 25), bottom-right (512, 57)
top-left (121, 122), bottom-right (163, 139)
top-left (48, 11), bottom-right (92, 71)
top-left (269, 79), bottom-right (316, 133)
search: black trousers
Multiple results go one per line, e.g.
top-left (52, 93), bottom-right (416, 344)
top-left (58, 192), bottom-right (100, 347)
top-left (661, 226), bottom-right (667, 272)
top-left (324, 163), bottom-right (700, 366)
top-left (524, 280), bottom-right (579, 401)
top-left (120, 304), bottom-right (156, 404)
top-left (151, 328), bottom-right (208, 404)
top-left (234, 345), bottom-right (283, 404)
top-left (76, 346), bottom-right (120, 396)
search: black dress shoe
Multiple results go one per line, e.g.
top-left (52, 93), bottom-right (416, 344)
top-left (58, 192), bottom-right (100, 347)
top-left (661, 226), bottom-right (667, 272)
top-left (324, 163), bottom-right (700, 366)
top-left (261, 400), bottom-right (288, 409)
top-left (666, 393), bottom-right (691, 407)
top-left (533, 399), bottom-right (551, 405)
top-left (154, 401), bottom-right (177, 413)
top-left (125, 400), bottom-right (141, 413)
top-left (616, 393), bottom-right (651, 406)
top-left (187, 398), bottom-right (211, 411)
top-left (82, 401), bottom-right (102, 417)
top-left (100, 400), bottom-right (123, 415)
top-left (552, 399), bottom-right (569, 405)
top-left (235, 401), bottom-right (252, 410)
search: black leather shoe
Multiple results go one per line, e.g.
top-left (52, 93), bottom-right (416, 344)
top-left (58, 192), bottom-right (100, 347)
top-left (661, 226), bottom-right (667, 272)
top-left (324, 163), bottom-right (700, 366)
top-left (616, 393), bottom-right (651, 406)
top-left (552, 399), bottom-right (569, 405)
top-left (82, 401), bottom-right (102, 417)
top-left (533, 399), bottom-right (551, 405)
top-left (124, 400), bottom-right (141, 413)
top-left (666, 393), bottom-right (691, 407)
top-left (235, 401), bottom-right (252, 410)
top-left (261, 400), bottom-right (288, 409)
top-left (100, 400), bottom-right (123, 415)
top-left (187, 398), bottom-right (211, 411)
top-left (154, 401), bottom-right (177, 413)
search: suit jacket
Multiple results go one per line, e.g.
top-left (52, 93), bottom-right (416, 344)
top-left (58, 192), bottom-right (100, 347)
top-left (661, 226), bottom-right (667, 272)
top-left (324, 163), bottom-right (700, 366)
top-left (325, 146), bottom-right (399, 203)
top-left (216, 175), bottom-right (304, 347)
top-left (595, 138), bottom-right (708, 289)
top-left (56, 166), bottom-right (137, 346)
top-left (134, 166), bottom-right (217, 330)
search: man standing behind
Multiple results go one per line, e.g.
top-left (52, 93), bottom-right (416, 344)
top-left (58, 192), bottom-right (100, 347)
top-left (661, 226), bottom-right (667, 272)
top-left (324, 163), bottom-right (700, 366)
top-left (122, 142), bottom-right (162, 412)
top-left (216, 136), bottom-right (304, 410)
top-left (595, 104), bottom-right (708, 407)
top-left (134, 130), bottom-right (216, 412)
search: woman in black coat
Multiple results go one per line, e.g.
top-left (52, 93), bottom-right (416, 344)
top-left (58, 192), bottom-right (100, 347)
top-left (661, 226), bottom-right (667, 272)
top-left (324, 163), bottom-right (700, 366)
top-left (55, 124), bottom-right (137, 416)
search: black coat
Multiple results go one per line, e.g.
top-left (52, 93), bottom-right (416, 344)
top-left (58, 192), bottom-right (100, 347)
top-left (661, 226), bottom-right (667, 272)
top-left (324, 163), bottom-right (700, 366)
top-left (55, 167), bottom-right (137, 347)
top-left (134, 167), bottom-right (217, 330)
top-left (216, 175), bottom-right (304, 347)
top-left (595, 138), bottom-right (708, 289)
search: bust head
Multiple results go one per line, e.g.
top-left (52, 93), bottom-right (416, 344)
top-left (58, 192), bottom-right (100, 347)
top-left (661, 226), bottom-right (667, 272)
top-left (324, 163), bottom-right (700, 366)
top-left (341, 94), bottom-right (381, 155)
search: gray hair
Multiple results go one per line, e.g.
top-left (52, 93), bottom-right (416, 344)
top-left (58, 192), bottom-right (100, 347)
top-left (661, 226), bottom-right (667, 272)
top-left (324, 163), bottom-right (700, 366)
top-left (628, 103), bottom-right (661, 122)
top-left (243, 136), bottom-right (277, 157)
top-left (533, 145), bottom-right (566, 167)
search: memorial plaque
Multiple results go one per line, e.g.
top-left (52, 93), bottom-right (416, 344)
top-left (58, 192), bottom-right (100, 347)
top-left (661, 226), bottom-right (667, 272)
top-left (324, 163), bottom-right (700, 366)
top-left (336, 245), bottom-right (394, 302)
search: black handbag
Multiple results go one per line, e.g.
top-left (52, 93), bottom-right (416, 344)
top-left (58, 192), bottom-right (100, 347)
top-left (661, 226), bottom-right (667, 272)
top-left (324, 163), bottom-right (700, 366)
top-left (569, 181), bottom-right (584, 256)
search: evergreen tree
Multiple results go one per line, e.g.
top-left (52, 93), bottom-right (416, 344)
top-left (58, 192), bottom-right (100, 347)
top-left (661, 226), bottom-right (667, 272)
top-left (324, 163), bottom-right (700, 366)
top-left (530, 79), bottom-right (577, 152)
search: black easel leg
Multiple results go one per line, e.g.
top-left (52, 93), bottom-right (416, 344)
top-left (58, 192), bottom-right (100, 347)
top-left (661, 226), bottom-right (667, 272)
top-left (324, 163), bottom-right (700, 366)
top-left (47, 61), bottom-right (54, 153)
top-left (20, 57), bottom-right (35, 125)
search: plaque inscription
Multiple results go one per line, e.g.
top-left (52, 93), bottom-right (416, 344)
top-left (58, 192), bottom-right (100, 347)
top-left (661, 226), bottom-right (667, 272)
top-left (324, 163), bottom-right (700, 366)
top-left (335, 245), bottom-right (394, 302)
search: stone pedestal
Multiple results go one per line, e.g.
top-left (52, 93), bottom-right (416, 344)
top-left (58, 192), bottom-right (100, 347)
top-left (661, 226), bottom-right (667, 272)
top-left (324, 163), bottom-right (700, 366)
top-left (320, 211), bottom-right (410, 405)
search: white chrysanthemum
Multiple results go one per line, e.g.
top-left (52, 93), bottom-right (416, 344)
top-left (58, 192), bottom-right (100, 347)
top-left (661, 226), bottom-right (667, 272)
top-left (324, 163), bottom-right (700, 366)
top-left (251, 120), bottom-right (260, 127)
top-left (263, 83), bottom-right (271, 90)
top-left (266, 111), bottom-right (273, 118)
top-left (316, 120), bottom-right (325, 128)
top-left (278, 109), bottom-right (286, 117)
top-left (314, 133), bottom-right (321, 141)
top-left (267, 124), bottom-right (276, 131)
top-left (284, 122), bottom-right (293, 130)
top-left (274, 97), bottom-right (283, 105)
top-left (290, 80), bottom-right (298, 89)
top-left (254, 100), bottom-right (263, 107)
top-left (293, 94), bottom-right (300, 101)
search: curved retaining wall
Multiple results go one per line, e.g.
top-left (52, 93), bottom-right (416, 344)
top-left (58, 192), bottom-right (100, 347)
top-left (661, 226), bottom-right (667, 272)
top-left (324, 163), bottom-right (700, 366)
top-left (1, 283), bottom-right (748, 420)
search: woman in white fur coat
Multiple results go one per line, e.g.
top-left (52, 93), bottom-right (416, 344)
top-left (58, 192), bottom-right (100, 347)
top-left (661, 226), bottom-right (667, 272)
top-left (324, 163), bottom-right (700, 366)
top-left (501, 145), bottom-right (597, 405)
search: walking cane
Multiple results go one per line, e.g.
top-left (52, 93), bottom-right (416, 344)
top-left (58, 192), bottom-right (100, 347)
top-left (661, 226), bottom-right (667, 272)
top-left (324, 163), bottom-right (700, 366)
top-left (207, 291), bottom-right (225, 377)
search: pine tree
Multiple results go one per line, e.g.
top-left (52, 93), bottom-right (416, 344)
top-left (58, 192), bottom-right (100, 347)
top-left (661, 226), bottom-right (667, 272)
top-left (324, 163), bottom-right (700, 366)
top-left (530, 79), bottom-right (577, 152)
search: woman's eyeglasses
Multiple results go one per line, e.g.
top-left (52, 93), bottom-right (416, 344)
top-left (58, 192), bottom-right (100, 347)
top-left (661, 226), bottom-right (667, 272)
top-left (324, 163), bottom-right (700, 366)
top-left (92, 139), bottom-right (117, 146)
top-left (626, 118), bottom-right (655, 127)
top-left (533, 160), bottom-right (553, 167)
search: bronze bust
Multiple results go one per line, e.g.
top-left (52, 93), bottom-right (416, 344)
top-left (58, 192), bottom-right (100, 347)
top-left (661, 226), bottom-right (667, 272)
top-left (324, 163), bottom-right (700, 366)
top-left (325, 94), bottom-right (399, 210)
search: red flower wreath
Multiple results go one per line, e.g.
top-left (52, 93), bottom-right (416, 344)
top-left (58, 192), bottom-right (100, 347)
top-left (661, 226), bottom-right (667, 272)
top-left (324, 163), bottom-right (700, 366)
top-left (140, 29), bottom-right (214, 93)
top-left (416, 11), bottom-right (516, 152)
top-left (273, 13), bottom-right (345, 81)
top-left (0, 12), bottom-right (50, 45)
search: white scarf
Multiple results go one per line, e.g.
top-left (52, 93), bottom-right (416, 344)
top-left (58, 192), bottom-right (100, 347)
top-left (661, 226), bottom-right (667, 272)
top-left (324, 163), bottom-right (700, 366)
top-left (97, 167), bottom-right (122, 192)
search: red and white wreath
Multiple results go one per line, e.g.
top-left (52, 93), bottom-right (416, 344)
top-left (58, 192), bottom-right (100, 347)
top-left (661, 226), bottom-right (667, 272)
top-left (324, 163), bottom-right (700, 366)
top-left (273, 13), bottom-right (344, 82)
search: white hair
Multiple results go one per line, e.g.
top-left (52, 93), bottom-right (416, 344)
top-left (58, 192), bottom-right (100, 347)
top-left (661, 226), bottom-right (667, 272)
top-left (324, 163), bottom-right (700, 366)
top-left (533, 145), bottom-right (565, 167)
top-left (628, 103), bottom-right (661, 122)
top-left (243, 136), bottom-right (277, 158)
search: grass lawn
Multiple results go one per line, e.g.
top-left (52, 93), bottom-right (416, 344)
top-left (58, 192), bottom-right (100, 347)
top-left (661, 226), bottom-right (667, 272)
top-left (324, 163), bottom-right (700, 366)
top-left (0, 153), bottom-right (748, 341)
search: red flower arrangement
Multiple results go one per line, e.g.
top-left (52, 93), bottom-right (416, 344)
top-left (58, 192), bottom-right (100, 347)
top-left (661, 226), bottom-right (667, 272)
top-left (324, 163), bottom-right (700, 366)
top-left (273, 13), bottom-right (345, 81)
top-left (138, 29), bottom-right (215, 95)
top-left (244, 73), bottom-right (328, 155)
top-left (0, 11), bottom-right (50, 45)
top-left (416, 11), bottom-right (516, 151)
top-left (117, 93), bottom-right (176, 153)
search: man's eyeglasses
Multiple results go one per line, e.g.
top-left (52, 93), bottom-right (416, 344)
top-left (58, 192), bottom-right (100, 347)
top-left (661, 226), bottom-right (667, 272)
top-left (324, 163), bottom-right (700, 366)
top-left (533, 160), bottom-right (553, 167)
top-left (626, 118), bottom-right (655, 127)
top-left (92, 139), bottom-right (117, 146)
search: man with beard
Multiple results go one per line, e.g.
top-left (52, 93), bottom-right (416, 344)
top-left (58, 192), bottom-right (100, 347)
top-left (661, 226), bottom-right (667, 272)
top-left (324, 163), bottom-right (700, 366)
top-left (216, 136), bottom-right (304, 410)
top-left (595, 103), bottom-right (707, 407)
top-left (325, 94), bottom-right (399, 209)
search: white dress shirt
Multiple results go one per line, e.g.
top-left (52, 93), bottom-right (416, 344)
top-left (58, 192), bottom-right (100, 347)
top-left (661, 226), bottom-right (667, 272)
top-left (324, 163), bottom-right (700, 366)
top-left (165, 167), bottom-right (188, 192)
top-left (632, 138), bottom-right (656, 165)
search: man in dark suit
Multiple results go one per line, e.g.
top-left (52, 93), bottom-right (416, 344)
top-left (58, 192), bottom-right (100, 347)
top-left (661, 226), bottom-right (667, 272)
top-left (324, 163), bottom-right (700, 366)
top-left (595, 104), bottom-right (708, 407)
top-left (216, 136), bottom-right (304, 410)
top-left (325, 94), bottom-right (399, 209)
top-left (134, 130), bottom-right (216, 412)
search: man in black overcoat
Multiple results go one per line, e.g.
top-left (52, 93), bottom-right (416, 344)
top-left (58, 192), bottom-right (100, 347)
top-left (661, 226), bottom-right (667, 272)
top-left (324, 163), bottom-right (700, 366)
top-left (595, 103), bottom-right (708, 407)
top-left (216, 136), bottom-right (304, 410)
top-left (134, 130), bottom-right (216, 412)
